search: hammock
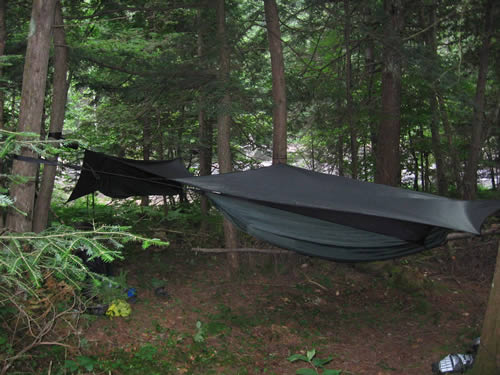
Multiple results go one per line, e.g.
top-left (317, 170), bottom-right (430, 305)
top-left (68, 151), bottom-right (500, 262)
top-left (174, 164), bottom-right (500, 262)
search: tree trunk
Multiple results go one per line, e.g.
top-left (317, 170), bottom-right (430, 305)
top-left (199, 108), bottom-right (212, 216)
top-left (264, 0), bottom-right (287, 165)
top-left (408, 130), bottom-right (419, 191)
top-left (344, 0), bottom-right (358, 179)
top-left (469, 242), bottom-right (500, 374)
top-left (216, 0), bottom-right (239, 273)
top-left (140, 120), bottom-right (152, 207)
top-left (6, 0), bottom-right (57, 233)
top-left (0, 0), bottom-right (6, 133)
top-left (337, 130), bottom-right (345, 177)
top-left (423, 1), bottom-right (447, 196)
top-left (463, 0), bottom-right (494, 200)
top-left (375, 0), bottom-right (404, 186)
top-left (0, 0), bottom-right (5, 229)
top-left (156, 111), bottom-right (169, 216)
top-left (32, 1), bottom-right (68, 233)
top-left (437, 92), bottom-right (461, 195)
top-left (363, 7), bottom-right (377, 158)
top-left (0, 0), bottom-right (7, 221)
top-left (197, 8), bottom-right (212, 220)
top-left (430, 93), bottom-right (447, 194)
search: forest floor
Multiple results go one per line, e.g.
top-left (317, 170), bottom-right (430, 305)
top-left (74, 230), bottom-right (497, 375)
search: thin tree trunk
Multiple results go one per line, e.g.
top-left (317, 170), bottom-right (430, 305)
top-left (424, 1), bottom-right (447, 195)
top-left (264, 0), bottom-right (287, 165)
top-left (0, 0), bottom-right (7, 229)
top-left (6, 0), bottom-right (57, 233)
top-left (463, 0), bottom-right (494, 200)
top-left (216, 0), bottom-right (239, 273)
top-left (199, 113), bottom-right (213, 216)
top-left (437, 92), bottom-right (461, 194)
top-left (197, 8), bottom-right (212, 220)
top-left (263, 0), bottom-right (290, 272)
top-left (408, 130), bottom-right (419, 191)
top-left (337, 130), bottom-right (345, 177)
top-left (375, 0), bottom-right (404, 186)
top-left (32, 1), bottom-right (68, 233)
top-left (486, 148), bottom-right (496, 190)
top-left (430, 94), bottom-right (447, 194)
top-left (469, 242), bottom-right (500, 375)
top-left (363, 8), bottom-right (377, 157)
top-left (344, 0), bottom-right (358, 179)
top-left (424, 152), bottom-right (430, 192)
top-left (140, 120), bottom-right (152, 207)
top-left (157, 111), bottom-right (169, 216)
top-left (0, 0), bottom-right (6, 133)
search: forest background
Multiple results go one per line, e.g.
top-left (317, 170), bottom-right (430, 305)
top-left (0, 0), bottom-right (499, 374)
top-left (1, 0), bottom-right (499, 219)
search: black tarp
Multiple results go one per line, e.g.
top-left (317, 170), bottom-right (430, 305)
top-left (174, 164), bottom-right (500, 261)
top-left (68, 150), bottom-right (192, 201)
top-left (68, 152), bottom-right (500, 262)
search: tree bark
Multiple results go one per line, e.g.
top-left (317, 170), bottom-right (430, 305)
top-left (264, 0), bottom-right (287, 165)
top-left (32, 1), bottom-right (68, 233)
top-left (6, 0), bottom-right (57, 233)
top-left (437, 92), bottom-right (461, 195)
top-left (424, 1), bottom-right (447, 196)
top-left (197, 8), bottom-right (212, 220)
top-left (344, 0), bottom-right (358, 179)
top-left (430, 93), bottom-right (447, 194)
top-left (363, 7), bottom-right (377, 158)
top-left (216, 0), bottom-right (239, 272)
top-left (375, 0), bottom-right (404, 186)
top-left (408, 130), bottom-right (419, 191)
top-left (337, 128), bottom-right (345, 177)
top-left (0, 0), bottom-right (6, 132)
top-left (140, 120), bottom-right (152, 207)
top-left (469, 242), bottom-right (500, 375)
top-left (463, 0), bottom-right (494, 200)
top-left (0, 0), bottom-right (6, 230)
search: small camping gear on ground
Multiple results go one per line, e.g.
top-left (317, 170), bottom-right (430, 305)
top-left (431, 337), bottom-right (480, 374)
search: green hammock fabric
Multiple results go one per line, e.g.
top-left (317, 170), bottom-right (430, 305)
top-left (208, 193), bottom-right (449, 262)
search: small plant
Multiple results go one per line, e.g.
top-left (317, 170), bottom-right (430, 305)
top-left (287, 349), bottom-right (342, 375)
top-left (151, 276), bottom-right (166, 289)
top-left (134, 343), bottom-right (158, 361)
top-left (64, 355), bottom-right (98, 373)
top-left (193, 320), bottom-right (205, 343)
top-left (89, 270), bottom-right (129, 304)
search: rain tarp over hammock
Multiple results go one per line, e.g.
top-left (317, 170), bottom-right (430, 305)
top-left (68, 151), bottom-right (500, 262)
top-left (174, 164), bottom-right (500, 262)
top-left (68, 150), bottom-right (192, 201)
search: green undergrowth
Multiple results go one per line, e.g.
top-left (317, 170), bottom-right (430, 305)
top-left (24, 196), bottom-right (482, 375)
top-left (36, 334), bottom-right (254, 374)
top-left (52, 199), bottom-right (226, 249)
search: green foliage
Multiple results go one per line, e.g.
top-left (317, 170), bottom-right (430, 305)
top-left (194, 320), bottom-right (205, 343)
top-left (0, 225), bottom-right (128, 294)
top-left (0, 222), bottom-right (168, 373)
top-left (142, 237), bottom-right (169, 249)
top-left (64, 355), bottom-right (97, 373)
top-left (287, 349), bottom-right (342, 375)
top-left (2, 0), bottom-right (499, 198)
top-left (88, 270), bottom-right (129, 304)
top-left (88, 343), bottom-right (177, 374)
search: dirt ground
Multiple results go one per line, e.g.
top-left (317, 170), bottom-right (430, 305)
top-left (82, 234), bottom-right (497, 375)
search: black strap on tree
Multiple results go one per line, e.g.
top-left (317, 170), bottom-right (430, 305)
top-left (12, 154), bottom-right (82, 170)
